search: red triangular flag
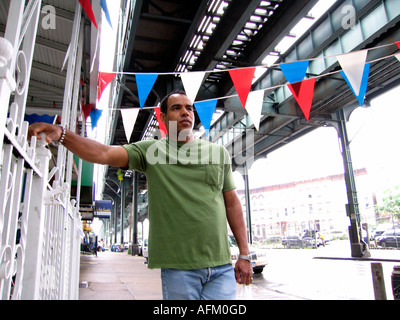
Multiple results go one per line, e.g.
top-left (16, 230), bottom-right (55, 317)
top-left (396, 41), bottom-right (400, 50)
top-left (155, 107), bottom-right (167, 138)
top-left (82, 104), bottom-right (95, 122)
top-left (98, 72), bottom-right (116, 101)
top-left (287, 78), bottom-right (316, 121)
top-left (78, 0), bottom-right (98, 29)
top-left (229, 67), bottom-right (256, 109)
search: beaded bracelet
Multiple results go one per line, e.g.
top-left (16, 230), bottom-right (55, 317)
top-left (52, 125), bottom-right (66, 146)
top-left (59, 125), bottom-right (66, 144)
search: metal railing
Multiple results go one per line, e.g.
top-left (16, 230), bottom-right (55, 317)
top-left (0, 1), bottom-right (84, 300)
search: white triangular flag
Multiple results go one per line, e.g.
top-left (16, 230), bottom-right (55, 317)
top-left (121, 108), bottom-right (140, 142)
top-left (180, 71), bottom-right (206, 103)
top-left (245, 89), bottom-right (264, 131)
top-left (337, 50), bottom-right (368, 96)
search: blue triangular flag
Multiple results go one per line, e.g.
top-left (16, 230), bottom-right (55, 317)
top-left (280, 60), bottom-right (310, 84)
top-left (194, 99), bottom-right (218, 136)
top-left (340, 63), bottom-right (370, 106)
top-left (100, 0), bottom-right (112, 28)
top-left (90, 108), bottom-right (103, 129)
top-left (136, 74), bottom-right (158, 109)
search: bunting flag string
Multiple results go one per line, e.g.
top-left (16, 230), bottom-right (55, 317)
top-left (98, 72), bottom-right (116, 101)
top-left (287, 78), bottom-right (316, 121)
top-left (100, 0), bottom-right (113, 29)
top-left (99, 42), bottom-right (400, 135)
top-left (89, 108), bottom-right (103, 130)
top-left (228, 67), bottom-right (256, 109)
top-left (78, 0), bottom-right (98, 29)
top-left (280, 60), bottom-right (310, 84)
top-left (136, 73), bottom-right (159, 109)
top-left (194, 99), bottom-right (218, 136)
top-left (180, 71), bottom-right (206, 103)
top-left (341, 63), bottom-right (371, 106)
top-left (121, 108), bottom-right (140, 142)
top-left (82, 104), bottom-right (95, 122)
top-left (244, 90), bottom-right (264, 131)
top-left (336, 50), bottom-right (368, 97)
top-left (155, 107), bottom-right (167, 138)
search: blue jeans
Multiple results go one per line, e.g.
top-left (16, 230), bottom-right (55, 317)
top-left (161, 264), bottom-right (237, 300)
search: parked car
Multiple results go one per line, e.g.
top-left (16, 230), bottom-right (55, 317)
top-left (370, 223), bottom-right (400, 240)
top-left (376, 230), bottom-right (400, 248)
top-left (282, 232), bottom-right (325, 248)
top-left (282, 235), bottom-right (305, 248)
top-left (229, 235), bottom-right (268, 274)
top-left (267, 236), bottom-right (282, 244)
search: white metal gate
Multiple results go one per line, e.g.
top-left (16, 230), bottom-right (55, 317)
top-left (0, 1), bottom-right (84, 300)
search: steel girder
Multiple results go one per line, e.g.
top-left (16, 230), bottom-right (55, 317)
top-left (208, 0), bottom-right (400, 171)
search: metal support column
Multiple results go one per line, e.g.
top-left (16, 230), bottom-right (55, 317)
top-left (336, 108), bottom-right (370, 258)
top-left (114, 201), bottom-right (119, 244)
top-left (242, 165), bottom-right (253, 245)
top-left (120, 179), bottom-right (126, 245)
top-left (131, 171), bottom-right (139, 255)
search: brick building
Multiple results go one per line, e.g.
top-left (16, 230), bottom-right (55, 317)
top-left (237, 168), bottom-right (377, 241)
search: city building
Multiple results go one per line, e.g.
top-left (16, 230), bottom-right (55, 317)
top-left (238, 168), bottom-right (377, 241)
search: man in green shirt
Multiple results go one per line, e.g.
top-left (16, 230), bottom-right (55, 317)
top-left (29, 91), bottom-right (253, 300)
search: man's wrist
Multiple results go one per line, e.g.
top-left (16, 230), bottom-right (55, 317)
top-left (52, 125), bottom-right (67, 146)
top-left (238, 254), bottom-right (252, 262)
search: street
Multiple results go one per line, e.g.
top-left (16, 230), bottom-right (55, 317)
top-left (243, 240), bottom-right (400, 300)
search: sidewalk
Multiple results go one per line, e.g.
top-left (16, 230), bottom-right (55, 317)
top-left (78, 251), bottom-right (299, 300)
top-left (78, 247), bottom-right (400, 300)
top-left (79, 251), bottom-right (162, 300)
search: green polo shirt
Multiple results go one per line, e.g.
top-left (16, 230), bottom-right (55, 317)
top-left (123, 138), bottom-right (236, 269)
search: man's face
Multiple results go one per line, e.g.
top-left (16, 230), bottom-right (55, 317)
top-left (161, 94), bottom-right (195, 141)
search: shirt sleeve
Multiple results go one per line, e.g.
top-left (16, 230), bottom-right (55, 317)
top-left (222, 146), bottom-right (236, 192)
top-left (122, 141), bottom-right (150, 173)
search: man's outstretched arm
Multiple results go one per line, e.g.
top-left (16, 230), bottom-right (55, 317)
top-left (28, 122), bottom-right (129, 168)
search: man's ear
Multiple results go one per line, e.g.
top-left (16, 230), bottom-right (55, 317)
top-left (160, 112), bottom-right (166, 125)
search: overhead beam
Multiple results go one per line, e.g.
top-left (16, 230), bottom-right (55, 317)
top-left (244, 0), bottom-right (319, 65)
top-left (170, 0), bottom-right (209, 70)
top-left (192, 0), bottom-right (261, 72)
top-left (32, 61), bottom-right (66, 78)
top-left (210, 0), bottom-right (400, 157)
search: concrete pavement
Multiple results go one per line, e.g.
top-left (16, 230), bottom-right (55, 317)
top-left (78, 250), bottom-right (299, 300)
top-left (78, 245), bottom-right (400, 300)
top-left (79, 251), bottom-right (162, 300)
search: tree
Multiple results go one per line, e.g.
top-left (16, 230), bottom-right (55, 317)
top-left (375, 186), bottom-right (400, 223)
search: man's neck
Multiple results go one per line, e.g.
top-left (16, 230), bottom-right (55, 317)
top-left (167, 129), bottom-right (195, 143)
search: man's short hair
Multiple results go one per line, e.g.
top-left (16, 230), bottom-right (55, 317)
top-left (160, 90), bottom-right (187, 114)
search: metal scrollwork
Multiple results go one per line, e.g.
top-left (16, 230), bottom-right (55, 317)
top-left (10, 244), bottom-right (24, 300)
top-left (0, 245), bottom-right (13, 280)
top-left (15, 50), bottom-right (27, 96)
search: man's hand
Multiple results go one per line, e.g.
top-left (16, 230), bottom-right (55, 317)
top-left (28, 122), bottom-right (63, 144)
top-left (234, 258), bottom-right (253, 285)
top-left (28, 122), bottom-right (129, 168)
